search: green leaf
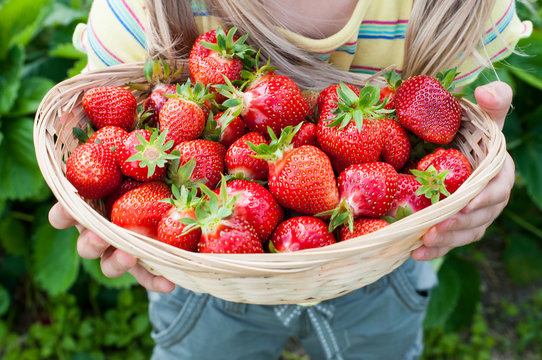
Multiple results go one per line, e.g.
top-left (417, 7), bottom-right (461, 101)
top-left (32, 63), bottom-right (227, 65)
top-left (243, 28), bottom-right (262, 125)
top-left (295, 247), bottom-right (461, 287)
top-left (0, 0), bottom-right (53, 58)
top-left (514, 134), bottom-right (542, 210)
top-left (67, 58), bottom-right (88, 78)
top-left (82, 258), bottom-right (138, 289)
top-left (0, 117), bottom-right (48, 200)
top-left (0, 215), bottom-right (28, 256)
top-left (32, 222), bottom-right (79, 296)
top-left (41, 1), bottom-right (87, 27)
top-left (49, 43), bottom-right (86, 59)
top-left (503, 234), bottom-right (542, 284)
top-left (0, 285), bottom-right (9, 317)
top-left (505, 31), bottom-right (542, 90)
top-left (0, 45), bottom-right (24, 114)
top-left (443, 256), bottom-right (481, 331)
top-left (10, 77), bottom-right (54, 116)
top-left (423, 263), bottom-right (461, 329)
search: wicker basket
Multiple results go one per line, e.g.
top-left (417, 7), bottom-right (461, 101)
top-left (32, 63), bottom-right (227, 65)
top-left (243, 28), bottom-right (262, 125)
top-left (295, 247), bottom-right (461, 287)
top-left (34, 62), bottom-right (507, 304)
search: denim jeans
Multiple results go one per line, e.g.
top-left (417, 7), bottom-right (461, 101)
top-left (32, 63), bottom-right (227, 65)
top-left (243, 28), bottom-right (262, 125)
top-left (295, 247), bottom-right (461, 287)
top-left (148, 258), bottom-right (437, 360)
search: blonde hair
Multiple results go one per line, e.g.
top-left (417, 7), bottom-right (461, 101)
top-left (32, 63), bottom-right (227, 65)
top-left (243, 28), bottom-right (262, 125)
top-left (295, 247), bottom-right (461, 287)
top-left (144, 0), bottom-right (496, 89)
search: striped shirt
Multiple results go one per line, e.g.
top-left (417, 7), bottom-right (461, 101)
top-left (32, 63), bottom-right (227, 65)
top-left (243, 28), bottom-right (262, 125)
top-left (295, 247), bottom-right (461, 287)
top-left (73, 0), bottom-right (532, 87)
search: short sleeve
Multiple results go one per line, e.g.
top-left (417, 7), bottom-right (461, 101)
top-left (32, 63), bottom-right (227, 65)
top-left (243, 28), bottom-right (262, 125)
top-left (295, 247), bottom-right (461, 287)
top-left (72, 0), bottom-right (148, 72)
top-left (454, 0), bottom-right (533, 87)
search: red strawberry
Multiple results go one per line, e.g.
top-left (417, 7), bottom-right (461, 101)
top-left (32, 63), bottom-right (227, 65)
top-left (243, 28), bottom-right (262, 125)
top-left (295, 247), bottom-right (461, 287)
top-left (317, 83), bottom-right (360, 116)
top-left (203, 111), bottom-right (246, 148)
top-left (269, 216), bottom-right (335, 252)
top-left (379, 70), bottom-right (402, 110)
top-left (225, 132), bottom-right (269, 181)
top-left (317, 84), bottom-right (389, 173)
top-left (111, 181), bottom-right (172, 239)
top-left (380, 118), bottom-right (411, 171)
top-left (144, 83), bottom-right (177, 126)
top-left (66, 142), bottom-right (122, 199)
top-left (116, 129), bottom-right (177, 182)
top-left (168, 139), bottom-right (226, 190)
top-left (394, 69), bottom-right (462, 144)
top-left (339, 218), bottom-right (389, 241)
top-left (189, 27), bottom-right (255, 97)
top-left (412, 148), bottom-right (472, 202)
top-left (180, 184), bottom-right (263, 254)
top-left (82, 86), bottom-right (137, 131)
top-left (250, 125), bottom-right (339, 215)
top-left (385, 174), bottom-right (432, 219)
top-left (158, 81), bottom-right (213, 147)
top-left (301, 89), bottom-right (320, 121)
top-left (219, 72), bottom-right (308, 137)
top-left (322, 162), bottom-right (398, 232)
top-left (157, 186), bottom-right (201, 251)
top-left (105, 179), bottom-right (142, 218)
top-left (88, 125), bottom-right (128, 156)
top-left (216, 180), bottom-right (283, 242)
top-left (292, 122), bottom-right (317, 148)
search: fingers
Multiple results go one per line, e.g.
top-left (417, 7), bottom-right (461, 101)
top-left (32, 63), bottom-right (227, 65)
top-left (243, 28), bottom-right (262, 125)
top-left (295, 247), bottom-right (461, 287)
top-left (128, 265), bottom-right (176, 293)
top-left (463, 154), bottom-right (514, 213)
top-left (49, 202), bottom-right (78, 229)
top-left (77, 228), bottom-right (111, 259)
top-left (474, 81), bottom-right (513, 130)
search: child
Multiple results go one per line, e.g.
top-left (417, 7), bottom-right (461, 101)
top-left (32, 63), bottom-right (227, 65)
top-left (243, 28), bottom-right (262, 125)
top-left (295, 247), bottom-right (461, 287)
top-left (49, 0), bottom-right (530, 358)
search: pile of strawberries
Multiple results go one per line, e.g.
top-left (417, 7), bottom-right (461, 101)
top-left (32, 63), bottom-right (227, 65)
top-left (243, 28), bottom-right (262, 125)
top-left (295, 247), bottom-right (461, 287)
top-left (66, 27), bottom-right (472, 254)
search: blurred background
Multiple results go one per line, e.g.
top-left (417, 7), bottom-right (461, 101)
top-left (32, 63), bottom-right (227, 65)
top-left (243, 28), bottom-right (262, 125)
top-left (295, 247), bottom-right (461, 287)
top-left (0, 0), bottom-right (540, 359)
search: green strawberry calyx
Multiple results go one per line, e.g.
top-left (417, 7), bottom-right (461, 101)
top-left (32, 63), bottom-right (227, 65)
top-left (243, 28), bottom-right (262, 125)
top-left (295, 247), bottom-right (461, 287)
top-left (326, 82), bottom-right (394, 132)
top-left (200, 27), bottom-right (256, 70)
top-left (126, 128), bottom-right (179, 178)
top-left (165, 79), bottom-right (215, 107)
top-left (384, 70), bottom-right (402, 91)
top-left (178, 180), bottom-right (240, 236)
top-left (166, 157), bottom-right (208, 190)
top-left (247, 123), bottom-right (303, 163)
top-left (160, 184), bottom-right (201, 211)
top-left (316, 198), bottom-right (354, 233)
top-left (410, 165), bottom-right (451, 204)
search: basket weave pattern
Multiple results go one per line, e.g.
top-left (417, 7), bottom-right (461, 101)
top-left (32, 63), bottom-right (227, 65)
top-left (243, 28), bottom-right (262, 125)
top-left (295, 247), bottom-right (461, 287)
top-left (34, 63), bottom-right (507, 304)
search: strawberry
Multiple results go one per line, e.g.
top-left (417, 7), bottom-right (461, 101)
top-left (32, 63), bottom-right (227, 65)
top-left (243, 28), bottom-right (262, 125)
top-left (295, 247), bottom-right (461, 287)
top-left (291, 122), bottom-right (317, 148)
top-left (249, 125), bottom-right (339, 215)
top-left (217, 70), bottom-right (308, 137)
top-left (157, 186), bottom-right (202, 251)
top-left (158, 81), bottom-right (213, 147)
top-left (111, 181), bottom-right (172, 239)
top-left (385, 174), bottom-right (432, 220)
top-left (379, 70), bottom-right (402, 110)
top-left (216, 179), bottom-right (283, 242)
top-left (180, 184), bottom-right (263, 254)
top-left (82, 86), bottom-right (137, 131)
top-left (168, 139), bottom-right (226, 190)
top-left (394, 68), bottom-right (462, 144)
top-left (316, 83), bottom-right (360, 116)
top-left (88, 125), bottom-right (128, 156)
top-left (225, 132), bottom-right (269, 181)
top-left (301, 89), bottom-right (320, 122)
top-left (339, 218), bottom-right (389, 241)
top-left (269, 216), bottom-right (335, 252)
top-left (189, 27), bottom-right (255, 96)
top-left (317, 84), bottom-right (390, 173)
top-left (380, 118), bottom-right (411, 171)
top-left (116, 129), bottom-right (177, 182)
top-left (66, 142), bottom-right (122, 199)
top-left (144, 83), bottom-right (177, 126)
top-left (321, 162), bottom-right (398, 232)
top-left (203, 111), bottom-right (246, 148)
top-left (104, 179), bottom-right (142, 218)
top-left (412, 147), bottom-right (472, 203)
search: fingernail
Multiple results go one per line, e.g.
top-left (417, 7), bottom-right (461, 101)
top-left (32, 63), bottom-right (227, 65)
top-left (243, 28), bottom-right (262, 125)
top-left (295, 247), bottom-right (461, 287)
top-left (424, 227), bottom-right (438, 245)
top-left (158, 279), bottom-right (174, 293)
top-left (482, 85), bottom-right (498, 99)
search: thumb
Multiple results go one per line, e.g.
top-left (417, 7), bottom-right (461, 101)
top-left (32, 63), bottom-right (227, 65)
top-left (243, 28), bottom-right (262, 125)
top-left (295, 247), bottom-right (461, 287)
top-left (474, 81), bottom-right (513, 130)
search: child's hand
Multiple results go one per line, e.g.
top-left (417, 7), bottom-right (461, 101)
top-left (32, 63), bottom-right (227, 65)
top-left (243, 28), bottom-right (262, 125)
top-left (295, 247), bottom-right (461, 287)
top-left (48, 202), bottom-right (175, 293)
top-left (412, 81), bottom-right (514, 261)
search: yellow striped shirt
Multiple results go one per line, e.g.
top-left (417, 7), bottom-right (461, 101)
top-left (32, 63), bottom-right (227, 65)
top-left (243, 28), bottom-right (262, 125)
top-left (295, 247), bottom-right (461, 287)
top-left (73, 0), bottom-right (532, 87)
